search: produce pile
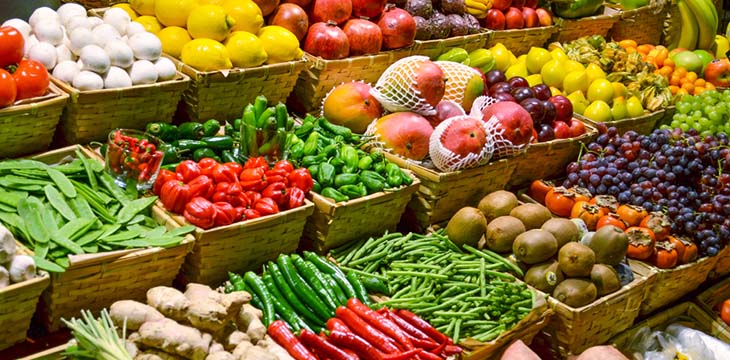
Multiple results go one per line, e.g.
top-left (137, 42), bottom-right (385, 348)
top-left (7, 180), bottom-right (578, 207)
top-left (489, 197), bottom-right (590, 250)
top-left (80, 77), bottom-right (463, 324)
top-left (105, 129), bottom-right (165, 189)
top-left (663, 89), bottom-right (730, 135)
top-left (0, 149), bottom-right (194, 272)
top-left (0, 25), bottom-right (50, 108)
top-left (0, 224), bottom-right (40, 289)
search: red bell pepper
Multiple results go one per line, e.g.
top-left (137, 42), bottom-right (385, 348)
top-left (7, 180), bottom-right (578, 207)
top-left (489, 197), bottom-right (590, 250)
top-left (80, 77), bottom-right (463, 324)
top-left (213, 201), bottom-right (238, 227)
top-left (299, 329), bottom-right (358, 360)
top-left (198, 158), bottom-right (219, 177)
top-left (240, 167), bottom-right (267, 192)
top-left (274, 159), bottom-right (294, 173)
top-left (212, 163), bottom-right (239, 184)
top-left (243, 208), bottom-right (261, 220)
top-left (176, 160), bottom-right (201, 183)
top-left (262, 182), bottom-right (288, 207)
top-left (395, 310), bottom-right (449, 344)
top-left (254, 197), bottom-right (279, 216)
top-left (212, 182), bottom-right (249, 208)
top-left (245, 191), bottom-right (262, 205)
top-left (335, 306), bottom-right (400, 354)
top-left (346, 298), bottom-right (413, 350)
top-left (235, 206), bottom-right (245, 219)
top-left (327, 330), bottom-right (384, 360)
top-left (224, 162), bottom-right (243, 177)
top-left (184, 197), bottom-right (216, 229)
top-left (153, 169), bottom-right (181, 195)
top-left (188, 175), bottom-right (214, 199)
top-left (268, 320), bottom-right (318, 360)
top-left (244, 156), bottom-right (269, 170)
top-left (160, 180), bottom-right (190, 214)
top-left (288, 168), bottom-right (314, 194)
top-left (265, 168), bottom-right (290, 186)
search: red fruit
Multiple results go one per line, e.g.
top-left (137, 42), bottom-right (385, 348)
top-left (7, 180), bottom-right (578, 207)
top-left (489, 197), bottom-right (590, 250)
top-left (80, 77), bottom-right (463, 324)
top-left (304, 21), bottom-right (350, 60)
top-left (482, 9), bottom-right (505, 30)
top-left (374, 112), bottom-right (434, 160)
top-left (704, 59), bottom-right (730, 87)
top-left (0, 26), bottom-right (24, 68)
top-left (524, 0), bottom-right (538, 8)
top-left (426, 100), bottom-right (466, 127)
top-left (481, 101), bottom-right (533, 146)
top-left (322, 81), bottom-right (384, 133)
top-left (413, 60), bottom-right (446, 107)
top-left (377, 4), bottom-right (416, 50)
top-left (13, 59), bottom-right (49, 100)
top-left (522, 7), bottom-right (539, 28)
top-left (553, 120), bottom-right (571, 139)
top-left (440, 117), bottom-right (487, 157)
top-left (252, 0), bottom-right (281, 16)
top-left (0, 69), bottom-right (16, 107)
top-left (351, 0), bottom-right (387, 19)
top-left (548, 95), bottom-right (573, 122)
top-left (284, 0), bottom-right (311, 7)
top-left (309, 0), bottom-right (352, 25)
top-left (268, 3), bottom-right (309, 41)
top-left (492, 0), bottom-right (511, 11)
top-left (504, 7), bottom-right (524, 29)
top-left (536, 8), bottom-right (553, 26)
top-left (569, 118), bottom-right (586, 137)
top-left (342, 18), bottom-right (382, 56)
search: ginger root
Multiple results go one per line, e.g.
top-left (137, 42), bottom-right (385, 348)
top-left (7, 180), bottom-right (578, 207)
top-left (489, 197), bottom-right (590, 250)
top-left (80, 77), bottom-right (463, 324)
top-left (184, 284), bottom-right (251, 333)
top-left (236, 305), bottom-right (265, 344)
top-left (138, 319), bottom-right (212, 360)
top-left (257, 337), bottom-right (295, 360)
top-left (147, 287), bottom-right (189, 322)
top-left (110, 300), bottom-right (165, 331)
top-left (135, 349), bottom-right (186, 360)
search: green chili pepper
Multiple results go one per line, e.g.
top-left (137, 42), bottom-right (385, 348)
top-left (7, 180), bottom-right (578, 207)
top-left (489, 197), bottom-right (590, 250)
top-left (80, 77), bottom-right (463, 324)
top-left (202, 119), bottom-right (221, 137)
top-left (359, 274), bottom-right (390, 295)
top-left (253, 95), bottom-right (268, 119)
top-left (385, 163), bottom-right (403, 187)
top-left (193, 148), bottom-right (219, 162)
top-left (358, 156), bottom-right (373, 170)
top-left (370, 150), bottom-right (384, 162)
top-left (145, 122), bottom-right (178, 142)
top-left (302, 154), bottom-right (326, 167)
top-left (291, 255), bottom-right (339, 310)
top-left (373, 161), bottom-right (386, 174)
top-left (256, 107), bottom-right (276, 128)
top-left (221, 150), bottom-right (238, 163)
top-left (359, 170), bottom-right (386, 194)
top-left (267, 262), bottom-right (326, 326)
top-left (178, 122), bottom-right (204, 140)
top-left (338, 183), bottom-right (367, 199)
top-left (224, 124), bottom-right (234, 137)
top-left (303, 132), bottom-right (319, 156)
top-left (321, 187), bottom-right (349, 202)
top-left (317, 162), bottom-right (336, 188)
top-left (321, 143), bottom-right (338, 157)
top-left (233, 118), bottom-right (242, 131)
top-left (277, 255), bottom-right (333, 319)
top-left (340, 145), bottom-right (359, 173)
top-left (175, 139), bottom-right (208, 151)
top-left (262, 271), bottom-right (308, 332)
top-left (318, 117), bottom-right (352, 138)
top-left (159, 143), bottom-right (180, 165)
top-left (244, 271), bottom-right (275, 326)
top-left (242, 104), bottom-right (258, 156)
top-left (201, 136), bottom-right (234, 151)
top-left (334, 173), bottom-right (359, 188)
top-left (329, 157), bottom-right (345, 167)
top-left (346, 271), bottom-right (371, 306)
top-left (295, 121), bottom-right (315, 138)
top-left (311, 179), bottom-right (321, 193)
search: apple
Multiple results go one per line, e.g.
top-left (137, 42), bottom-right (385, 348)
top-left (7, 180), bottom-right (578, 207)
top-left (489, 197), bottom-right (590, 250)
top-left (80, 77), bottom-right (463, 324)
top-left (532, 84), bottom-right (551, 100)
top-left (508, 76), bottom-right (529, 88)
top-left (489, 81), bottom-right (513, 95)
top-left (481, 101), bottom-right (534, 146)
top-left (521, 98), bottom-right (545, 123)
top-left (524, 0), bottom-right (538, 8)
top-left (511, 0), bottom-right (526, 8)
top-left (492, 0), bottom-right (511, 11)
top-left (485, 70), bottom-right (507, 87)
top-left (504, 7), bottom-right (524, 29)
top-left (672, 51), bottom-right (703, 73)
top-left (511, 87), bottom-right (536, 102)
top-left (569, 118), bottom-right (586, 137)
top-left (553, 120), bottom-right (571, 139)
top-left (542, 100), bottom-right (557, 123)
top-left (535, 8), bottom-right (553, 26)
top-left (482, 9), bottom-right (506, 30)
top-left (537, 123), bottom-right (555, 142)
top-left (704, 58), bottom-right (730, 87)
top-left (522, 7), bottom-right (539, 28)
top-left (548, 95), bottom-right (573, 122)
top-left (494, 92), bottom-right (517, 102)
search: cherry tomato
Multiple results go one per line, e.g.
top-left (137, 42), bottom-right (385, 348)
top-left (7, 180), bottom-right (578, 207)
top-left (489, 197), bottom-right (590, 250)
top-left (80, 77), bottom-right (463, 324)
top-left (640, 212), bottom-right (672, 241)
top-left (570, 201), bottom-right (607, 231)
top-left (721, 299), bottom-right (730, 325)
top-left (625, 226), bottom-right (655, 260)
top-left (13, 59), bottom-right (49, 100)
top-left (589, 195), bottom-right (618, 213)
top-left (0, 26), bottom-right (24, 68)
top-left (0, 69), bottom-right (16, 107)
top-left (667, 235), bottom-right (686, 264)
top-left (545, 186), bottom-right (579, 217)
top-left (596, 213), bottom-right (628, 231)
top-left (528, 179), bottom-right (554, 205)
top-left (649, 241), bottom-right (678, 269)
top-left (617, 204), bottom-right (649, 227)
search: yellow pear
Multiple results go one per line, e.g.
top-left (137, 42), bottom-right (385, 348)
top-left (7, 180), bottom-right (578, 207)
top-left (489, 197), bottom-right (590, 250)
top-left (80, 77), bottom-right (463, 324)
top-left (505, 62), bottom-right (529, 80)
top-left (563, 70), bottom-right (589, 95)
top-left (612, 82), bottom-right (629, 98)
top-left (583, 100), bottom-right (612, 123)
top-left (567, 91), bottom-right (590, 115)
top-left (611, 96), bottom-right (628, 120)
top-left (549, 86), bottom-right (562, 96)
top-left (526, 47), bottom-right (553, 75)
top-left (490, 43), bottom-right (512, 72)
top-left (587, 79), bottom-right (615, 104)
top-left (551, 48), bottom-right (569, 61)
top-left (585, 63), bottom-right (606, 83)
top-left (541, 59), bottom-right (566, 88)
top-left (526, 74), bottom-right (543, 87)
top-left (626, 96), bottom-right (645, 117)
top-left (564, 60), bottom-right (585, 73)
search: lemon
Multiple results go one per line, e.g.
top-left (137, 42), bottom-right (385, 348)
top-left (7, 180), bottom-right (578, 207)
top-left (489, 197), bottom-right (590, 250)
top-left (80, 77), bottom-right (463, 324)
top-left (551, 48), bottom-right (568, 61)
top-left (113, 4), bottom-right (139, 19)
top-left (181, 38), bottom-right (232, 71)
top-left (225, 31), bottom-right (267, 68)
top-left (222, 0), bottom-right (264, 33)
top-left (526, 47), bottom-right (552, 75)
top-left (505, 62), bottom-right (528, 80)
top-left (130, 0), bottom-right (156, 16)
top-left (156, 0), bottom-right (199, 27)
top-left (585, 63), bottom-right (606, 83)
top-left (583, 100), bottom-right (612, 123)
top-left (257, 25), bottom-right (301, 64)
top-left (134, 15), bottom-right (163, 34)
top-left (157, 26), bottom-right (192, 58)
top-left (187, 4), bottom-right (236, 41)
top-left (199, 0), bottom-right (224, 4)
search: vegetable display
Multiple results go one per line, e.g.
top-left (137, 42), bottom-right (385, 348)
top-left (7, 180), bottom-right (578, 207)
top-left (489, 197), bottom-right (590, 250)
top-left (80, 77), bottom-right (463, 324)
top-left (105, 129), bottom-right (165, 190)
top-left (0, 24), bottom-right (50, 108)
top-left (144, 119), bottom-right (235, 165)
top-left (0, 148), bottom-right (194, 273)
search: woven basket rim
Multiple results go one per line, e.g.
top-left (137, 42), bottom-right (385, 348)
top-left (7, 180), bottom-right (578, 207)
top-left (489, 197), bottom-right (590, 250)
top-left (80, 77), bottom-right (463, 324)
top-left (171, 54), bottom-right (308, 78)
top-left (696, 274), bottom-right (730, 307)
top-left (51, 71), bottom-right (190, 96)
top-left (0, 82), bottom-right (68, 116)
top-left (575, 108), bottom-right (665, 126)
top-left (629, 255), bottom-right (717, 277)
top-left (302, 48), bottom-right (414, 69)
top-left (0, 271), bottom-right (50, 295)
top-left (557, 7), bottom-right (623, 23)
top-left (490, 25), bottom-right (559, 37)
top-left (413, 31), bottom-right (492, 48)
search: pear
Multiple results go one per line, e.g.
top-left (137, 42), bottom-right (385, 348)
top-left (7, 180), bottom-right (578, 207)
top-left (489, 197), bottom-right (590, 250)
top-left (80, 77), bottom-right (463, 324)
top-left (541, 59), bottom-right (566, 88)
top-left (563, 70), bottom-right (589, 95)
top-left (626, 96), bottom-right (645, 117)
top-left (567, 91), bottom-right (590, 115)
top-left (505, 62), bottom-right (528, 80)
top-left (583, 100), bottom-right (612, 123)
top-left (611, 96), bottom-right (628, 120)
top-left (585, 63), bottom-right (607, 83)
top-left (526, 47), bottom-right (552, 75)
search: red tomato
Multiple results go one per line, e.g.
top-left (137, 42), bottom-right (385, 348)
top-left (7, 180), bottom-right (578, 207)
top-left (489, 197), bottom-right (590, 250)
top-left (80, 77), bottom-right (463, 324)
top-left (13, 59), bottom-right (49, 100)
top-left (721, 299), bottom-right (730, 325)
top-left (0, 69), bottom-right (16, 107)
top-left (0, 26), bottom-right (24, 68)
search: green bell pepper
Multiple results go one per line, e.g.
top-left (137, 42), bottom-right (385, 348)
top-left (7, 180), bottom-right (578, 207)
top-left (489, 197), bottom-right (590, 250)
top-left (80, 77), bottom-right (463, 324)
top-left (334, 173), bottom-right (359, 188)
top-left (303, 132), bottom-right (319, 156)
top-left (321, 187), bottom-right (349, 203)
top-left (553, 0), bottom-right (603, 19)
top-left (295, 121), bottom-right (315, 139)
top-left (302, 154), bottom-right (327, 167)
top-left (308, 164), bottom-right (320, 178)
top-left (385, 163), bottom-right (403, 188)
top-left (193, 148), bottom-right (219, 162)
top-left (224, 124), bottom-right (235, 137)
top-left (338, 183), bottom-right (367, 199)
top-left (145, 122), bottom-right (178, 142)
top-left (178, 122), bottom-right (205, 140)
top-left (358, 156), bottom-right (373, 170)
top-left (360, 171), bottom-right (386, 194)
top-left (340, 145), bottom-right (359, 173)
top-left (202, 119), bottom-right (221, 137)
top-left (373, 161), bottom-right (386, 175)
top-left (317, 162), bottom-right (336, 188)
top-left (312, 179), bottom-right (322, 193)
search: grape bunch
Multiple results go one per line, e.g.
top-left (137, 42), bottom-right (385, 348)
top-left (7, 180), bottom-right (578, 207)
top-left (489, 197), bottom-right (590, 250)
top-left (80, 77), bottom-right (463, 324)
top-left (562, 128), bottom-right (730, 257)
top-left (663, 90), bottom-right (730, 136)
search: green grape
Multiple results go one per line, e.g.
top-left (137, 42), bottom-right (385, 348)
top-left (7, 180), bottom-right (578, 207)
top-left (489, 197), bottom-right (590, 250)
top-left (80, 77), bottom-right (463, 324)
top-left (692, 110), bottom-right (703, 119)
top-left (680, 123), bottom-right (690, 132)
top-left (676, 101), bottom-right (692, 114)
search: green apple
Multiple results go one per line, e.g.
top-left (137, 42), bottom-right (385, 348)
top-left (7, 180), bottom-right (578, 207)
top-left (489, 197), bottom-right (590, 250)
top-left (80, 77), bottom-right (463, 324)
top-left (693, 50), bottom-right (713, 72)
top-left (672, 51), bottom-right (704, 73)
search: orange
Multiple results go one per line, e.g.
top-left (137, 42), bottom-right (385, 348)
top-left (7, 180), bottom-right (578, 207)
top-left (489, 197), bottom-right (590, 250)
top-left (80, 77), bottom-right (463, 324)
top-left (655, 47), bottom-right (668, 66)
top-left (681, 83), bottom-right (695, 93)
top-left (659, 66), bottom-right (673, 76)
top-left (669, 85), bottom-right (680, 94)
top-left (680, 78), bottom-right (692, 85)
top-left (694, 86), bottom-right (706, 95)
top-left (619, 39), bottom-right (638, 49)
top-left (686, 72), bottom-right (698, 82)
top-left (694, 78), bottom-right (706, 87)
top-left (626, 47), bottom-right (637, 54)
top-left (674, 67), bottom-right (688, 77)
top-left (663, 58), bottom-right (675, 68)
top-left (669, 75), bottom-right (681, 86)
top-left (706, 82), bottom-right (716, 90)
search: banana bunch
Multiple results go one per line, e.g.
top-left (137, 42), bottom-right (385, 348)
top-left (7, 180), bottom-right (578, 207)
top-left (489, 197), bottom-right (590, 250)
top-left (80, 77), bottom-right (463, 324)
top-left (465, 0), bottom-right (493, 19)
top-left (676, 0), bottom-right (719, 50)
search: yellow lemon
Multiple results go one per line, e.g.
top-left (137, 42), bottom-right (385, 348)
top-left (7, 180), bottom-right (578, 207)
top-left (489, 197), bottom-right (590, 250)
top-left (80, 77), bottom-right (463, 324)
top-left (583, 100), bottom-right (612, 123)
top-left (509, 52), bottom-right (517, 66)
top-left (222, 0), bottom-right (264, 34)
top-left (541, 58), bottom-right (566, 88)
top-left (490, 43), bottom-right (512, 72)
top-left (187, 4), bottom-right (236, 41)
top-left (181, 38), bottom-right (232, 71)
top-left (585, 63), bottom-right (606, 83)
top-left (564, 60), bottom-right (585, 73)
top-left (130, 0), bottom-right (156, 16)
top-left (134, 15), bottom-right (163, 34)
top-left (199, 0), bottom-right (224, 4)
top-left (257, 25), bottom-right (301, 64)
top-left (526, 74), bottom-right (543, 87)
top-left (157, 26), bottom-right (192, 58)
top-left (587, 79), bottom-right (615, 104)
top-left (551, 48), bottom-right (568, 61)
top-left (225, 31), bottom-right (267, 68)
top-left (612, 82), bottom-right (628, 98)
top-left (113, 3), bottom-right (139, 19)
top-left (526, 47), bottom-right (552, 75)
top-left (515, 54), bottom-right (527, 64)
top-left (155, 0), bottom-right (200, 27)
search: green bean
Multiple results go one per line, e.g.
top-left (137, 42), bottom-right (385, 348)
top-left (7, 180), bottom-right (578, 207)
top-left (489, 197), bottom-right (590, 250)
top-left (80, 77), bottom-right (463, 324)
top-left (386, 270), bottom-right (448, 280)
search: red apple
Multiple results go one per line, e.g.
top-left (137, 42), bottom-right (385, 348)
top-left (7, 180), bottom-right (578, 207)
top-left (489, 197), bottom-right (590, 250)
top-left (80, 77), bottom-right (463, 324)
top-left (492, 0), bottom-right (511, 11)
top-left (535, 8), bottom-right (552, 26)
top-left (569, 118), bottom-right (586, 137)
top-left (504, 7), bottom-right (524, 30)
top-left (480, 101), bottom-right (534, 146)
top-left (522, 7), bottom-right (539, 28)
top-left (548, 95), bottom-right (573, 122)
top-left (553, 120), bottom-right (571, 139)
top-left (524, 0), bottom-right (538, 8)
top-left (704, 58), bottom-right (730, 87)
top-left (482, 9), bottom-right (505, 30)
top-left (511, 0), bottom-right (525, 8)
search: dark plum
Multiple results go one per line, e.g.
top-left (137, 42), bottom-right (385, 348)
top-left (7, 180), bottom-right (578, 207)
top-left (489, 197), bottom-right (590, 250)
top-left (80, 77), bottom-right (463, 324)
top-left (537, 123), bottom-right (555, 142)
top-left (508, 76), bottom-right (529, 89)
top-left (532, 84), bottom-right (551, 101)
top-left (485, 70), bottom-right (506, 87)
top-left (542, 100), bottom-right (557, 123)
top-left (548, 95), bottom-right (573, 122)
top-left (511, 87), bottom-right (536, 103)
top-left (520, 98), bottom-right (545, 123)
top-left (494, 92), bottom-right (516, 102)
top-left (489, 81), bottom-right (512, 95)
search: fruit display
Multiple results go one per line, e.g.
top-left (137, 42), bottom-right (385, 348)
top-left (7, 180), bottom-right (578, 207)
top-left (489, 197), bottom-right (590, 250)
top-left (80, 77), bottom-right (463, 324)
top-left (552, 0), bottom-right (604, 19)
top-left (664, 89), bottom-right (730, 135)
top-left (480, 0), bottom-right (554, 31)
top-left (0, 25), bottom-right (50, 108)
top-left (719, 298), bottom-right (730, 325)
top-left (665, 0), bottom-right (719, 51)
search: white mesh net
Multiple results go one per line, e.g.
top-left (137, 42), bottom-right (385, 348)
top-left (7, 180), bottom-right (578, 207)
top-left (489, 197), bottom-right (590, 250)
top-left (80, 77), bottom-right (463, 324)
top-left (370, 56), bottom-right (441, 116)
top-left (470, 96), bottom-right (529, 160)
top-left (435, 61), bottom-right (482, 109)
top-left (429, 114), bottom-right (494, 172)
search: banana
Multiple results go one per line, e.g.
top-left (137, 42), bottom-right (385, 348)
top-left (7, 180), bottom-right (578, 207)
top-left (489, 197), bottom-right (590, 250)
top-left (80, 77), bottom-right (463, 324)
top-left (677, 0), bottom-right (699, 50)
top-left (684, 0), bottom-right (718, 50)
top-left (465, 0), bottom-right (492, 18)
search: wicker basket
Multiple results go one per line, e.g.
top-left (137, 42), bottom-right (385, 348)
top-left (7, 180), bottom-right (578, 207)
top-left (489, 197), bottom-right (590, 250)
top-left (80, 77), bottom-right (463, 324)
top-left (552, 8), bottom-right (622, 44)
top-left (695, 275), bottom-right (730, 329)
top-left (484, 26), bottom-right (559, 56)
top-left (0, 83), bottom-right (68, 159)
top-left (606, 1), bottom-right (669, 45)
top-left (411, 32), bottom-right (491, 60)
top-left (287, 50), bottom-right (413, 115)
top-left (507, 119), bottom-right (598, 188)
top-left (386, 154), bottom-right (517, 232)
top-left (611, 302), bottom-right (730, 355)
top-left (629, 256), bottom-right (719, 317)
top-left (170, 201), bottom-right (314, 287)
top-left (709, 245), bottom-right (730, 279)
top-left (304, 171), bottom-right (420, 253)
top-left (173, 56), bottom-right (308, 122)
top-left (545, 272), bottom-right (651, 355)
top-left (52, 73), bottom-right (189, 145)
top-left (576, 109), bottom-right (664, 135)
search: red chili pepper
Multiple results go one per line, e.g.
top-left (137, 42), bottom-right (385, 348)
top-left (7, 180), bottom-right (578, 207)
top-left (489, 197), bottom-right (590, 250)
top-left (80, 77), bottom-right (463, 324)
top-left (429, 341), bottom-right (447, 356)
top-left (287, 187), bottom-right (305, 210)
top-left (268, 320), bottom-right (318, 360)
top-left (327, 330), bottom-right (384, 360)
top-left (381, 349), bottom-right (421, 360)
top-left (153, 169), bottom-right (180, 195)
top-left (396, 310), bottom-right (449, 345)
top-left (184, 197), bottom-right (216, 229)
top-left (266, 168), bottom-right (290, 186)
top-left (385, 310), bottom-right (435, 343)
top-left (347, 298), bottom-right (413, 351)
top-left (243, 208), bottom-right (261, 220)
top-left (175, 160), bottom-right (201, 183)
top-left (326, 318), bottom-right (351, 333)
top-left (240, 167), bottom-right (267, 191)
top-left (299, 329), bottom-right (357, 360)
top-left (198, 157), bottom-right (219, 177)
top-left (335, 306), bottom-right (400, 354)
top-left (213, 202), bottom-right (238, 227)
top-left (443, 345), bottom-right (462, 355)
top-left (224, 162), bottom-right (243, 176)
top-left (274, 159), bottom-right (295, 173)
top-left (212, 163), bottom-right (239, 184)
top-left (254, 197), bottom-right (279, 216)
top-left (262, 182), bottom-right (288, 206)
top-left (244, 156), bottom-right (269, 170)
top-left (160, 181), bottom-right (190, 214)
top-left (245, 191), bottom-right (262, 205)
top-left (288, 168), bottom-right (314, 194)
top-left (187, 175), bottom-right (214, 199)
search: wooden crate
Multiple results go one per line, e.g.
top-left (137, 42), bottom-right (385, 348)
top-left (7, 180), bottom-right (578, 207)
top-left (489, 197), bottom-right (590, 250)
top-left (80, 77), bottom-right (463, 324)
top-left (170, 201), bottom-right (314, 287)
top-left (0, 83), bottom-right (68, 159)
top-left (484, 26), bottom-right (559, 56)
top-left (411, 32), bottom-right (491, 60)
top-left (552, 8), bottom-right (621, 44)
top-left (606, 3), bottom-right (669, 45)
top-left (695, 275), bottom-right (730, 330)
top-left (630, 256), bottom-right (719, 317)
top-left (576, 109), bottom-right (665, 136)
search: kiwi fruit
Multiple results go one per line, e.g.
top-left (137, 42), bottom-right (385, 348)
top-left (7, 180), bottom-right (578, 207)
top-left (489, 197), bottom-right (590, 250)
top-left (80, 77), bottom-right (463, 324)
top-left (558, 242), bottom-right (596, 278)
top-left (512, 229), bottom-right (558, 264)
top-left (478, 190), bottom-right (519, 222)
top-left (542, 218), bottom-right (580, 248)
top-left (524, 260), bottom-right (564, 293)
top-left (552, 279), bottom-right (598, 308)
top-left (588, 225), bottom-right (629, 266)
top-left (446, 207), bottom-right (487, 248)
top-left (591, 264), bottom-right (621, 296)
top-left (510, 203), bottom-right (552, 230)
top-left (485, 216), bottom-right (525, 253)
